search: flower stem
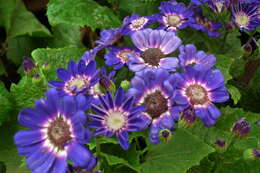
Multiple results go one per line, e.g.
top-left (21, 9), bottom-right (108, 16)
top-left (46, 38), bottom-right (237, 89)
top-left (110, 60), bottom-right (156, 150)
top-left (96, 137), bottom-right (101, 169)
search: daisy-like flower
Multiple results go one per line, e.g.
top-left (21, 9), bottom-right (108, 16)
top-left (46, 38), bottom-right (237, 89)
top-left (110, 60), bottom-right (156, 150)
top-left (158, 1), bottom-right (195, 32)
top-left (14, 88), bottom-right (97, 173)
top-left (171, 66), bottom-right (229, 127)
top-left (88, 88), bottom-right (150, 150)
top-left (128, 29), bottom-right (181, 73)
top-left (231, 2), bottom-right (260, 30)
top-left (178, 44), bottom-right (216, 70)
top-left (127, 69), bottom-right (176, 144)
top-left (122, 14), bottom-right (154, 35)
top-left (104, 46), bottom-right (140, 70)
top-left (209, 0), bottom-right (230, 13)
top-left (49, 60), bottom-right (99, 96)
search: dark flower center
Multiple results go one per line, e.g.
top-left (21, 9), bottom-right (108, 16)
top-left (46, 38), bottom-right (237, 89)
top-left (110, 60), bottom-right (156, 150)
top-left (143, 90), bottom-right (168, 119)
top-left (47, 116), bottom-right (72, 150)
top-left (185, 84), bottom-right (209, 106)
top-left (141, 48), bottom-right (164, 66)
top-left (167, 14), bottom-right (182, 27)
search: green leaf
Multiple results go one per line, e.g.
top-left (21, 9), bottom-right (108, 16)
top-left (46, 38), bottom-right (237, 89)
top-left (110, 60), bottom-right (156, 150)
top-left (215, 55), bottom-right (234, 83)
top-left (32, 47), bottom-right (86, 81)
top-left (0, 82), bottom-right (13, 126)
top-left (141, 129), bottom-right (215, 173)
top-left (0, 0), bottom-right (51, 38)
top-left (10, 76), bottom-right (47, 110)
top-left (0, 122), bottom-right (30, 173)
top-left (227, 85), bottom-right (241, 105)
top-left (47, 0), bottom-right (121, 30)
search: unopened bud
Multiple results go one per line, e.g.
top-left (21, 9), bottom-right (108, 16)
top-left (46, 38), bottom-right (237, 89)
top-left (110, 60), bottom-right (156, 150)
top-left (23, 56), bottom-right (36, 73)
top-left (243, 148), bottom-right (260, 161)
top-left (243, 43), bottom-right (252, 54)
top-left (255, 121), bottom-right (260, 126)
top-left (225, 22), bottom-right (234, 32)
top-left (99, 76), bottom-right (116, 94)
top-left (159, 129), bottom-right (172, 144)
top-left (231, 117), bottom-right (251, 137)
top-left (120, 80), bottom-right (130, 91)
top-left (215, 139), bottom-right (226, 148)
top-left (180, 107), bottom-right (197, 127)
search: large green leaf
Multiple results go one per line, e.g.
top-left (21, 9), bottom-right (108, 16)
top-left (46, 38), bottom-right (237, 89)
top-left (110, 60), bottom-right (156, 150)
top-left (141, 129), bottom-right (215, 173)
top-left (47, 0), bottom-right (121, 30)
top-left (0, 82), bottom-right (13, 126)
top-left (32, 47), bottom-right (86, 81)
top-left (0, 0), bottom-right (51, 38)
top-left (215, 55), bottom-right (234, 83)
top-left (227, 84), bottom-right (241, 105)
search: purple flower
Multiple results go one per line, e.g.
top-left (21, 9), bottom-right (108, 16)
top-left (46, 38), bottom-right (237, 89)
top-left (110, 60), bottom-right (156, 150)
top-left (14, 88), bottom-right (97, 173)
top-left (81, 46), bottom-right (101, 64)
top-left (231, 2), bottom-right (260, 30)
top-left (157, 1), bottom-right (195, 32)
top-left (49, 60), bottom-right (99, 96)
top-left (122, 14), bottom-right (154, 35)
top-left (190, 6), bottom-right (222, 37)
top-left (127, 69), bottom-right (176, 144)
top-left (88, 88), bottom-right (150, 150)
top-left (253, 149), bottom-right (260, 158)
top-left (180, 106), bottom-right (197, 126)
top-left (171, 66), bottom-right (229, 127)
top-left (104, 46), bottom-right (140, 70)
top-left (178, 44), bottom-right (216, 70)
top-left (129, 29), bottom-right (181, 73)
top-left (209, 0), bottom-right (230, 13)
top-left (191, 0), bottom-right (210, 5)
top-left (215, 139), bottom-right (226, 147)
top-left (256, 121), bottom-right (260, 126)
top-left (23, 56), bottom-right (36, 73)
top-left (232, 117), bottom-right (251, 137)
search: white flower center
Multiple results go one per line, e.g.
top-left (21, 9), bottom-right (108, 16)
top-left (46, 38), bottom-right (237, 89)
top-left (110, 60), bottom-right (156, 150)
top-left (191, 87), bottom-right (205, 100)
top-left (117, 50), bottom-right (134, 63)
top-left (185, 84), bottom-right (209, 106)
top-left (215, 2), bottom-right (224, 12)
top-left (235, 12), bottom-right (249, 28)
top-left (64, 76), bottom-right (89, 94)
top-left (106, 111), bottom-right (126, 131)
top-left (130, 17), bottom-right (148, 30)
top-left (167, 14), bottom-right (182, 27)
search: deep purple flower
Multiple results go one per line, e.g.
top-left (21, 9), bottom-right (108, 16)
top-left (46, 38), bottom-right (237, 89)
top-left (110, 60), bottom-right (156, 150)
top-left (215, 139), bottom-right (226, 147)
top-left (191, 0), bottom-right (210, 5)
top-left (253, 149), bottom-right (260, 158)
top-left (81, 46), bottom-right (101, 64)
top-left (159, 129), bottom-right (172, 143)
top-left (23, 56), bottom-right (36, 73)
top-left (128, 29), bottom-right (181, 73)
top-left (157, 1), bottom-right (195, 32)
top-left (127, 69), bottom-right (176, 144)
top-left (180, 106), bottom-right (197, 126)
top-left (88, 88), bottom-right (150, 150)
top-left (104, 46), bottom-right (140, 70)
top-left (49, 60), bottom-right (99, 96)
top-left (179, 44), bottom-right (216, 70)
top-left (232, 117), bottom-right (251, 137)
top-left (122, 14), bottom-right (154, 35)
top-left (14, 89), bottom-right (97, 173)
top-left (189, 6), bottom-right (222, 37)
top-left (231, 2), bottom-right (260, 30)
top-left (256, 121), bottom-right (260, 126)
top-left (171, 66), bottom-right (229, 127)
top-left (208, 0), bottom-right (230, 13)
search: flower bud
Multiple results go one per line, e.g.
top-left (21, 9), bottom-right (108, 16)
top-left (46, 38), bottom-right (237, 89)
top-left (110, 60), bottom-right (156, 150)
top-left (231, 117), bottom-right (251, 137)
top-left (255, 121), bottom-right (260, 126)
top-left (215, 139), bottom-right (226, 148)
top-left (99, 75), bottom-right (116, 94)
top-left (159, 129), bottom-right (172, 144)
top-left (120, 80), bottom-right (131, 91)
top-left (225, 22), bottom-right (234, 32)
top-left (243, 149), bottom-right (260, 161)
top-left (242, 43), bottom-right (252, 54)
top-left (23, 56), bottom-right (36, 73)
top-left (179, 107), bottom-right (197, 127)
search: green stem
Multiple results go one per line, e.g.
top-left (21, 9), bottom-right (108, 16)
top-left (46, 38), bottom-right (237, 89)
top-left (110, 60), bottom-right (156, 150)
top-left (220, 31), bottom-right (229, 52)
top-left (96, 137), bottom-right (101, 170)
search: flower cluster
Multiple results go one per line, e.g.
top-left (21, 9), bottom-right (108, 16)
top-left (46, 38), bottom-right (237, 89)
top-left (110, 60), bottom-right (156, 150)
top-left (15, 0), bottom-right (260, 172)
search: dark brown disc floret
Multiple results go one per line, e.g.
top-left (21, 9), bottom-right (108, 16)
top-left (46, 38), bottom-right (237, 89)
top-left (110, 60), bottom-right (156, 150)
top-left (141, 48), bottom-right (165, 66)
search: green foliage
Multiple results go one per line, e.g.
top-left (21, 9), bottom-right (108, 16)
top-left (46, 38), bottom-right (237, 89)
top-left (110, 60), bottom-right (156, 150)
top-left (0, 0), bottom-right (51, 38)
top-left (227, 85), bottom-right (241, 105)
top-left (32, 47), bottom-right (86, 81)
top-left (141, 129), bottom-right (215, 173)
top-left (0, 82), bottom-right (13, 126)
top-left (215, 55), bottom-right (234, 83)
top-left (47, 0), bottom-right (121, 30)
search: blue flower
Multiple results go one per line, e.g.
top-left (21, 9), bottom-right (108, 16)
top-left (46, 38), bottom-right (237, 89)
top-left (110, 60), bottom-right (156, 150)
top-left (191, 0), bottom-right (210, 5)
top-left (49, 60), bottom-right (99, 96)
top-left (231, 2), bottom-right (260, 30)
top-left (14, 88), bottom-right (97, 173)
top-left (88, 88), bottom-right (150, 150)
top-left (105, 46), bottom-right (140, 70)
top-left (208, 0), bottom-right (230, 13)
top-left (178, 44), bottom-right (216, 70)
top-left (127, 69), bottom-right (176, 144)
top-left (128, 29), bottom-right (181, 73)
top-left (157, 1), bottom-right (195, 32)
top-left (171, 66), bottom-right (229, 127)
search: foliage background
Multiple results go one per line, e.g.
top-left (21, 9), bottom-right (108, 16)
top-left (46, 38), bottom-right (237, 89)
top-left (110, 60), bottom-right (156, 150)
top-left (0, 0), bottom-right (259, 173)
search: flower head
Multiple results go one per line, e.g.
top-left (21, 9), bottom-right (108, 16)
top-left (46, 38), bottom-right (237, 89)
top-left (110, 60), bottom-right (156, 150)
top-left (105, 46), bottom-right (140, 70)
top-left (158, 1), bottom-right (195, 32)
top-left (171, 66), bottom-right (229, 127)
top-left (127, 69), bottom-right (176, 144)
top-left (23, 56), bottom-right (36, 73)
top-left (81, 46), bottom-right (101, 65)
top-left (49, 60), bottom-right (99, 96)
top-left (88, 88), bottom-right (150, 150)
top-left (231, 2), bottom-right (260, 30)
top-left (14, 89), bottom-right (97, 172)
top-left (178, 44), bottom-right (216, 70)
top-left (209, 0), bottom-right (230, 13)
top-left (191, 0), bottom-right (210, 5)
top-left (129, 29), bottom-right (181, 73)
top-left (232, 117), bottom-right (251, 137)
top-left (122, 14), bottom-right (154, 35)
